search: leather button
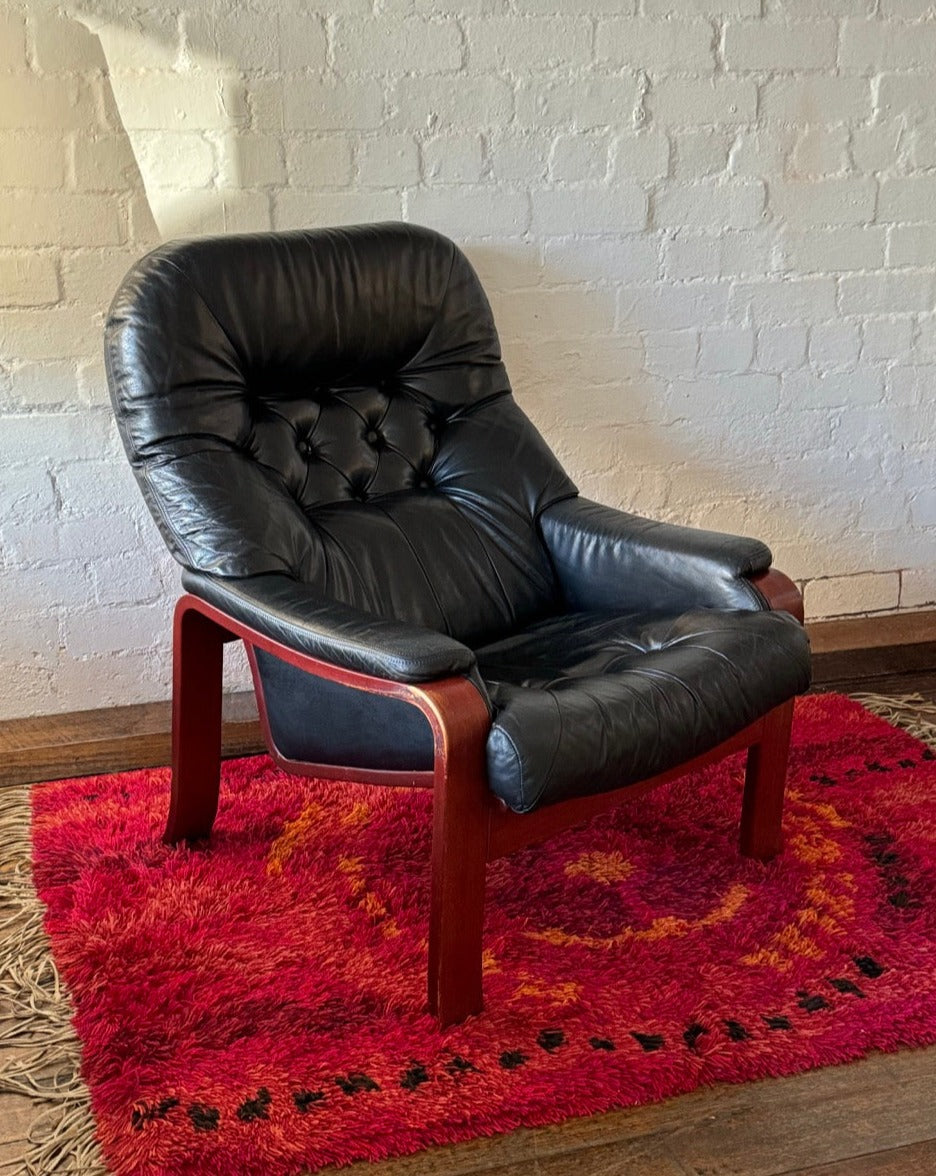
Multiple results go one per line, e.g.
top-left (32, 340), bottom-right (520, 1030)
top-left (365, 429), bottom-right (379, 445)
top-left (298, 439), bottom-right (313, 458)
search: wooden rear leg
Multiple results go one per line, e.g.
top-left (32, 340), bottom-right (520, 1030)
top-left (165, 598), bottom-right (227, 845)
top-left (740, 699), bottom-right (795, 861)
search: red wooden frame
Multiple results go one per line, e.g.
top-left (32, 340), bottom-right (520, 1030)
top-left (167, 567), bottom-right (803, 1026)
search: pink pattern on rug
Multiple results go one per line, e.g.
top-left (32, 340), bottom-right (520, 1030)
top-left (30, 694), bottom-right (936, 1175)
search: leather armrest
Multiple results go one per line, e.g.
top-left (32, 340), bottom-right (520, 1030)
top-left (181, 570), bottom-right (478, 683)
top-left (539, 497), bottom-right (773, 614)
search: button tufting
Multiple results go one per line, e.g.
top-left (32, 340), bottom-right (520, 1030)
top-left (298, 438), bottom-right (314, 459)
top-left (365, 429), bottom-right (380, 446)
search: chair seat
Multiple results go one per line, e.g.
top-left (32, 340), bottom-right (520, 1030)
top-left (477, 608), bottom-right (812, 813)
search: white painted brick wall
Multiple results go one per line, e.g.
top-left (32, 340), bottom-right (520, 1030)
top-left (1, 0), bottom-right (935, 720)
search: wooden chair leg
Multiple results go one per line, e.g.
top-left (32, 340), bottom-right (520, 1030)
top-left (423, 680), bottom-right (491, 1027)
top-left (165, 598), bottom-right (226, 845)
top-left (740, 699), bottom-right (795, 861)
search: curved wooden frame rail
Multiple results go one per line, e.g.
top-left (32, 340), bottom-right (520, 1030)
top-left (167, 567), bottom-right (804, 1027)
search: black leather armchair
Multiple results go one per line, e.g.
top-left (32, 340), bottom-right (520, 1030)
top-left (105, 223), bottom-right (811, 1025)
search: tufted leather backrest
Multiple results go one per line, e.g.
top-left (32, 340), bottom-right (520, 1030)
top-left (105, 223), bottom-right (577, 645)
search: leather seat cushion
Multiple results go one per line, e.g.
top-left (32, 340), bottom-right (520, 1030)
top-left (478, 608), bottom-right (812, 812)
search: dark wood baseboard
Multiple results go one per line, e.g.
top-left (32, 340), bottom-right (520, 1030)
top-left (1, 609), bottom-right (933, 790)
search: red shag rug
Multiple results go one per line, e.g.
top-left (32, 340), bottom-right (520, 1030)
top-left (23, 694), bottom-right (936, 1175)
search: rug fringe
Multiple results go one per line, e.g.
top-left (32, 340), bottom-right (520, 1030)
top-left (0, 788), bottom-right (108, 1176)
top-left (852, 692), bottom-right (936, 749)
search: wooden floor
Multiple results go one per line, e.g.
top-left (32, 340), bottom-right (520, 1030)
top-left (2, 612), bottom-right (935, 1175)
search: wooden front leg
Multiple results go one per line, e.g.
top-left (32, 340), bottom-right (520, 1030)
top-left (165, 597), bottom-right (228, 845)
top-left (421, 678), bottom-right (492, 1027)
top-left (740, 699), bottom-right (795, 861)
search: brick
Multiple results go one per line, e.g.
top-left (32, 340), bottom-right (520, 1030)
top-left (663, 230), bottom-right (777, 280)
top-left (359, 136), bottom-right (421, 187)
top-left (887, 363), bottom-right (935, 404)
top-left (863, 318), bottom-right (913, 362)
top-left (877, 73), bottom-right (935, 120)
top-left (790, 126), bottom-right (850, 177)
top-left (0, 134), bottom-right (66, 189)
top-left (3, 564), bottom-right (94, 616)
top-left (424, 136), bottom-right (486, 183)
top-left (617, 281), bottom-right (732, 330)
top-left (0, 9), bottom-right (26, 70)
top-left (0, 611), bottom-right (60, 673)
top-left (888, 225), bottom-right (936, 267)
top-left (840, 18), bottom-right (936, 71)
top-left (335, 18), bottom-right (463, 74)
top-left (784, 368), bottom-right (883, 407)
top-left (906, 124), bottom-right (936, 170)
top-left (219, 135), bottom-right (286, 188)
top-left (391, 75), bottom-right (513, 131)
top-left (287, 138), bottom-right (355, 187)
top-left (134, 131), bottom-right (215, 189)
top-left (0, 414), bottom-right (117, 466)
top-left (408, 188), bottom-right (530, 236)
top-left (647, 78), bottom-right (757, 126)
top-left (809, 322), bottom-right (861, 370)
top-left (644, 0), bottom-right (759, 11)
top-left (697, 327), bottom-right (754, 373)
top-left (900, 569), bottom-right (936, 609)
top-left (530, 185), bottom-right (647, 235)
top-left (278, 14), bottom-right (329, 70)
top-left (273, 190), bottom-right (401, 230)
top-left (65, 603), bottom-right (167, 657)
top-left (3, 361), bottom-right (76, 410)
top-left (516, 75), bottom-right (641, 129)
top-left (92, 556), bottom-right (164, 606)
top-left (672, 130), bottom-right (731, 180)
top-left (549, 135), bottom-right (609, 183)
top-left (878, 177), bottom-right (936, 225)
top-left (654, 180), bottom-right (765, 230)
top-left (489, 133), bottom-right (551, 182)
top-left (909, 490), bottom-right (936, 526)
top-left (80, 11), bottom-right (178, 70)
top-left (491, 290), bottom-right (616, 340)
top-left (755, 325), bottom-right (808, 372)
top-left (0, 192), bottom-right (128, 248)
top-left (112, 74), bottom-right (247, 131)
top-left (760, 77), bottom-right (873, 123)
top-left (781, 227), bottom-right (886, 273)
top-left (612, 132), bottom-right (669, 182)
top-left (596, 18), bottom-right (715, 71)
top-left (725, 20), bottom-right (836, 71)
top-left (283, 78), bottom-right (385, 131)
top-left (186, 9), bottom-right (281, 71)
top-left (0, 75), bottom-right (84, 130)
top-left (0, 464), bottom-right (56, 522)
top-left (468, 18), bottom-right (591, 73)
top-left (0, 308), bottom-right (109, 362)
top-left (72, 133), bottom-right (140, 191)
top-left (729, 129), bottom-right (794, 178)
top-left (667, 374), bottom-right (780, 417)
top-left (769, 179), bottom-right (877, 228)
top-left (804, 573), bottom-right (900, 618)
top-left (851, 121), bottom-right (905, 173)
top-left (543, 237), bottom-right (661, 285)
top-left (514, 0), bottom-right (636, 12)
top-left (0, 255), bottom-right (59, 307)
top-left (839, 272), bottom-right (935, 315)
top-left (463, 241), bottom-right (542, 290)
top-left (643, 330), bottom-right (699, 377)
top-left (728, 277), bottom-right (838, 324)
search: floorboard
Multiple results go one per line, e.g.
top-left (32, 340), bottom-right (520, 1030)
top-left (2, 646), bottom-right (935, 1175)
